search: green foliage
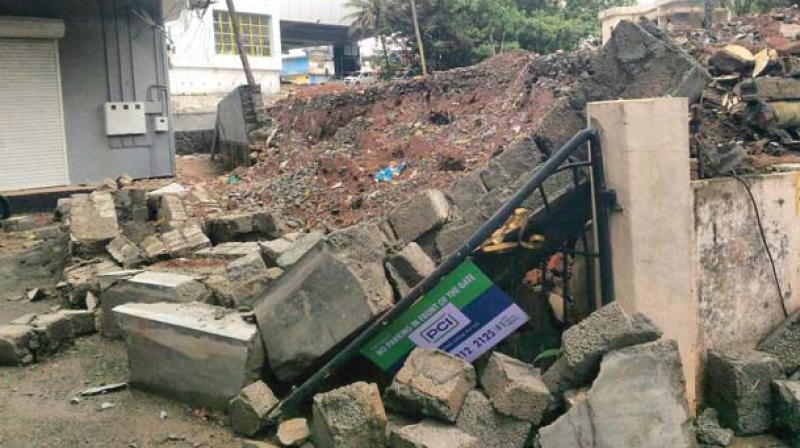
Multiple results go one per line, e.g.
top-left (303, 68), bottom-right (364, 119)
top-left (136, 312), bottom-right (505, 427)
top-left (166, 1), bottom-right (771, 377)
top-left (533, 347), bottom-right (562, 365)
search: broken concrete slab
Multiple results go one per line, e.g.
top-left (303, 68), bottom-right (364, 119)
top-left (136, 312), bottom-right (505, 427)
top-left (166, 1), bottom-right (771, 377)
top-left (538, 340), bottom-right (695, 448)
top-left (758, 308), bottom-right (800, 375)
top-left (311, 382), bottom-right (388, 448)
top-left (705, 349), bottom-right (785, 435)
top-left (156, 194), bottom-right (189, 229)
top-left (542, 302), bottom-right (662, 393)
top-left (388, 420), bottom-right (479, 448)
top-left (480, 351), bottom-right (551, 424)
top-left (101, 270), bottom-right (212, 338)
top-left (30, 310), bottom-right (95, 352)
top-left (63, 257), bottom-right (121, 307)
top-left (455, 390), bottom-right (531, 448)
top-left (254, 245), bottom-right (379, 381)
top-left (106, 235), bottom-right (144, 268)
top-left (160, 223), bottom-right (211, 257)
top-left (278, 418), bottom-right (311, 446)
top-left (447, 173), bottom-right (488, 214)
top-left (228, 380), bottom-right (279, 436)
top-left (114, 187), bottom-right (149, 223)
top-left (386, 243), bottom-right (436, 298)
top-left (69, 192), bottom-right (120, 256)
top-left (696, 408), bottom-right (734, 447)
top-left (434, 217), bottom-right (479, 259)
top-left (195, 242), bottom-right (261, 260)
top-left (140, 234), bottom-right (169, 261)
top-left (1, 215), bottom-right (38, 232)
top-left (221, 252), bottom-right (272, 307)
top-left (259, 238), bottom-right (295, 265)
top-left (385, 348), bottom-right (476, 423)
top-left (114, 301), bottom-right (265, 411)
top-left (772, 380), bottom-right (800, 436)
top-left (207, 211), bottom-right (281, 244)
top-left (388, 190), bottom-right (450, 242)
top-left (273, 232), bottom-right (324, 268)
top-left (0, 325), bottom-right (38, 366)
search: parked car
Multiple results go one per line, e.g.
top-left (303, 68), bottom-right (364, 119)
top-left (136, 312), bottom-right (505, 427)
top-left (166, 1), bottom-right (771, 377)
top-left (344, 71), bottom-right (376, 85)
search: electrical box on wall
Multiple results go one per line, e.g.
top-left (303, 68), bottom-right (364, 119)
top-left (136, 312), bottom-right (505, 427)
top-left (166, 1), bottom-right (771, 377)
top-left (104, 102), bottom-right (146, 136)
top-left (154, 116), bottom-right (169, 133)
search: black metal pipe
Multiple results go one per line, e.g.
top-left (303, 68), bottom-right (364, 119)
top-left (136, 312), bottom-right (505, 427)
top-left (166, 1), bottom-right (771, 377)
top-left (590, 137), bottom-right (615, 305)
top-left (270, 129), bottom-right (602, 417)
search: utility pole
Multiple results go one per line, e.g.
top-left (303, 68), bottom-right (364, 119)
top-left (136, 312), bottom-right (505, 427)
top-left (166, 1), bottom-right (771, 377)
top-left (409, 0), bottom-right (427, 76)
top-left (225, 0), bottom-right (257, 88)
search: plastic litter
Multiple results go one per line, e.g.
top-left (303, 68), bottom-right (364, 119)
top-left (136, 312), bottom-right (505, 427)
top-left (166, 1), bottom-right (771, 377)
top-left (374, 162), bottom-right (406, 183)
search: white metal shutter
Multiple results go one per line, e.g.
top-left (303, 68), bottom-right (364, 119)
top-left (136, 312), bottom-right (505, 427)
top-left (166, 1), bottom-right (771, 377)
top-left (0, 38), bottom-right (69, 191)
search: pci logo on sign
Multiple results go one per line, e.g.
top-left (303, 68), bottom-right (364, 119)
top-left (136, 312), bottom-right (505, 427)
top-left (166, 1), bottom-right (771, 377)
top-left (409, 303), bottom-right (470, 348)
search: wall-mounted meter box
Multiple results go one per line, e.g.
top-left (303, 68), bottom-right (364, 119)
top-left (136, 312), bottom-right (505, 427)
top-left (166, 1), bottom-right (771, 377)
top-left (104, 102), bottom-right (146, 136)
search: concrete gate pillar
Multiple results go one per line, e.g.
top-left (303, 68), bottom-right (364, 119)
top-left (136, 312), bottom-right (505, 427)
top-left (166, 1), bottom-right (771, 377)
top-left (587, 97), bottom-right (699, 409)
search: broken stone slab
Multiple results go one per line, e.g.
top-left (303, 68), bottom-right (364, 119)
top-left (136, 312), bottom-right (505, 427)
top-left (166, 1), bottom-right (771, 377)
top-left (447, 172), bottom-right (488, 216)
top-left (222, 252), bottom-right (272, 307)
top-left (195, 242), bottom-right (261, 260)
top-left (434, 217), bottom-right (479, 259)
top-left (388, 420), bottom-right (479, 448)
top-left (696, 408), bottom-right (734, 447)
top-left (95, 269), bottom-right (142, 291)
top-left (207, 211), bottom-right (281, 244)
top-left (772, 380), bottom-right (800, 436)
top-left (30, 310), bottom-right (95, 352)
top-left (228, 380), bottom-right (279, 436)
top-left (0, 325), bottom-right (38, 366)
top-left (325, 222), bottom-right (395, 315)
top-left (140, 234), bottom-right (169, 261)
top-left (106, 235), bottom-right (144, 268)
top-left (538, 340), bottom-right (696, 448)
top-left (100, 270), bottom-right (212, 338)
top-left (1, 215), bottom-right (38, 232)
top-left (311, 382), bottom-right (388, 448)
top-left (156, 194), bottom-right (189, 229)
top-left (455, 390), bottom-right (531, 448)
top-left (259, 237), bottom-right (295, 265)
top-left (542, 302), bottom-right (662, 393)
top-left (160, 223), bottom-right (211, 257)
top-left (758, 308), bottom-right (800, 375)
top-left (114, 301), bottom-right (265, 411)
top-left (69, 192), bottom-right (120, 256)
top-left (63, 257), bottom-right (121, 307)
top-left (114, 187), bottom-right (148, 223)
top-left (255, 245), bottom-right (380, 381)
top-left (388, 190), bottom-right (450, 243)
top-left (386, 242), bottom-right (436, 298)
top-left (705, 349), bottom-right (785, 435)
top-left (0, 233), bottom-right (69, 302)
top-left (272, 232), bottom-right (324, 268)
top-left (278, 418), bottom-right (311, 446)
top-left (480, 351), bottom-right (551, 424)
top-left (478, 142), bottom-right (543, 193)
top-left (385, 348), bottom-right (476, 423)
top-left (709, 45), bottom-right (755, 74)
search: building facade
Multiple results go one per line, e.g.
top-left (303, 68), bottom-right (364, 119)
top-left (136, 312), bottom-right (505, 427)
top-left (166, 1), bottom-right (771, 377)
top-left (0, 0), bottom-right (175, 191)
top-left (599, 0), bottom-right (731, 43)
top-left (281, 47), bottom-right (335, 84)
top-left (167, 0), bottom-right (283, 94)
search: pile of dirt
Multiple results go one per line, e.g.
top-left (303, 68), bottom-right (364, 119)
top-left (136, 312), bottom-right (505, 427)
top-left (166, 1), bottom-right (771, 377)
top-left (185, 50), bottom-right (594, 229)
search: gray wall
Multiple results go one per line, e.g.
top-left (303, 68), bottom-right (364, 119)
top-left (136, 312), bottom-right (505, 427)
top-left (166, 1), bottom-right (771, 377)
top-left (1, 0), bottom-right (175, 184)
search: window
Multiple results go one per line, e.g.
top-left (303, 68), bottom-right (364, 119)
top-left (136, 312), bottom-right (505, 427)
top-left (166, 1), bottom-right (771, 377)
top-left (214, 10), bottom-right (272, 57)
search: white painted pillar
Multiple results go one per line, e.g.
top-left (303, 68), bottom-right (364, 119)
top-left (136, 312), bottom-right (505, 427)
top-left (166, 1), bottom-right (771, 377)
top-left (587, 97), bottom-right (699, 410)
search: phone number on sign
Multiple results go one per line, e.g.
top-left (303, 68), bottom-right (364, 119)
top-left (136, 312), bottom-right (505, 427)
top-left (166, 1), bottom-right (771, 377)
top-left (452, 314), bottom-right (523, 360)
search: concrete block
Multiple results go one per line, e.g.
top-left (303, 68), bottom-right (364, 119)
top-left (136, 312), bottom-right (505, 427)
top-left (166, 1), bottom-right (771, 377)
top-left (227, 252), bottom-right (268, 284)
top-left (480, 351), bottom-right (551, 424)
top-left (696, 408), bottom-right (734, 447)
top-left (542, 302), bottom-right (661, 393)
top-left (254, 246), bottom-right (378, 381)
top-left (312, 382), bottom-right (387, 448)
top-left (228, 380), bottom-right (279, 436)
top-left (388, 420), bottom-right (479, 448)
top-left (207, 211), bottom-right (281, 244)
top-left (101, 271), bottom-right (212, 338)
top-left (114, 301), bottom-right (265, 410)
top-left (96, 269), bottom-right (142, 291)
top-left (196, 242), bottom-right (261, 260)
top-left (161, 223), bottom-right (211, 257)
top-left (0, 325), bottom-right (38, 366)
top-left (386, 243), bottom-right (436, 298)
top-left (772, 380), bottom-right (800, 436)
top-left (278, 418), bottom-right (311, 446)
top-left (106, 235), bottom-right (144, 268)
top-left (447, 172), bottom-right (488, 213)
top-left (2, 215), bottom-right (38, 232)
top-left (30, 310), bottom-right (95, 351)
top-left (275, 232), bottom-right (324, 268)
top-left (435, 217), bottom-right (479, 258)
top-left (388, 190), bottom-right (450, 242)
top-left (479, 143), bottom-right (542, 193)
top-left (325, 222), bottom-right (395, 315)
top-left (385, 348), bottom-right (476, 423)
top-left (705, 349), bottom-right (785, 435)
top-left (758, 308), bottom-right (800, 375)
top-left (141, 234), bottom-right (169, 260)
top-left (69, 192), bottom-right (120, 256)
top-left (156, 194), bottom-right (188, 228)
top-left (114, 187), bottom-right (148, 223)
top-left (539, 340), bottom-right (695, 447)
top-left (63, 257), bottom-right (121, 306)
top-left (260, 238), bottom-right (294, 265)
top-left (455, 390), bottom-right (531, 448)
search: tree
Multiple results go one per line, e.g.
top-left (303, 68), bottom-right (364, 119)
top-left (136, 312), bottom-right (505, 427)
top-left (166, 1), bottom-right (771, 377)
top-left (345, 0), bottom-right (393, 73)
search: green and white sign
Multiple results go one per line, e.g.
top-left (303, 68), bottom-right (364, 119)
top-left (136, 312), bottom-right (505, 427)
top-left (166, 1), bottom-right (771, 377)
top-left (361, 260), bottom-right (529, 371)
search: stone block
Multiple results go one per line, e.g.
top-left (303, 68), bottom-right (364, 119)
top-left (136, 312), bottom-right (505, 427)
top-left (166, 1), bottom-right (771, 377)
top-left (539, 340), bottom-right (695, 447)
top-left (312, 382), bottom-right (387, 448)
top-left (254, 246), bottom-right (378, 381)
top-left (542, 302), bottom-right (662, 393)
top-left (2, 215), bottom-right (38, 232)
top-left (101, 271), bottom-right (212, 338)
top-left (385, 348), bottom-right (476, 423)
top-left (480, 351), bottom-right (551, 424)
top-left (161, 223), bottom-right (211, 257)
top-left (758, 308), bottom-right (800, 375)
top-left (96, 269), bottom-right (142, 291)
top-left (386, 243), bottom-right (436, 298)
top-left (260, 238), bottom-right (295, 265)
top-left (114, 301), bottom-right (265, 410)
top-left (227, 252), bottom-right (268, 283)
top-left (388, 190), bottom-right (450, 242)
top-left (157, 194), bottom-right (189, 228)
top-left (207, 211), bottom-right (281, 244)
top-left (705, 349), bottom-right (785, 435)
top-left (325, 222), bottom-right (395, 315)
top-left (30, 310), bottom-right (95, 351)
top-left (114, 187), bottom-right (148, 223)
top-left (0, 325), bottom-right (38, 366)
top-left (274, 232), bottom-right (324, 268)
top-left (228, 380), bottom-right (279, 436)
top-left (69, 192), bottom-right (120, 256)
top-left (63, 257), bottom-right (121, 306)
top-left (196, 242), bottom-right (261, 260)
top-left (696, 408), bottom-right (734, 447)
top-left (388, 420), bottom-right (479, 448)
top-left (106, 235), bottom-right (144, 268)
top-left (478, 143), bottom-right (542, 193)
top-left (141, 234), bottom-right (169, 261)
top-left (435, 217), bottom-right (479, 258)
top-left (772, 380), bottom-right (800, 436)
top-left (455, 390), bottom-right (531, 448)
top-left (447, 173), bottom-right (488, 213)
top-left (278, 418), bottom-right (311, 446)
